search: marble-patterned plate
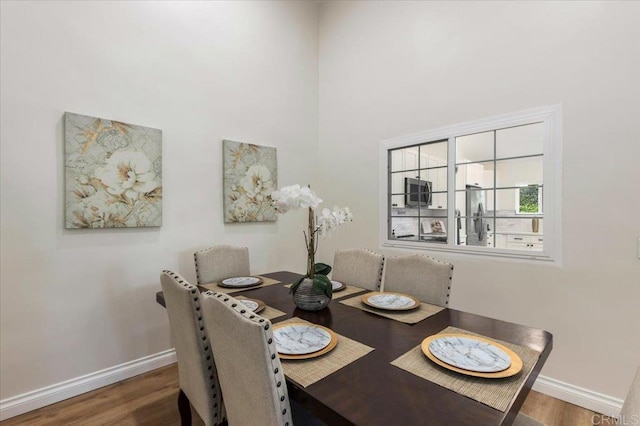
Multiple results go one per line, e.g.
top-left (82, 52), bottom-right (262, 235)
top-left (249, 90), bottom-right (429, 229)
top-left (219, 276), bottom-right (263, 288)
top-left (428, 335), bottom-right (511, 372)
top-left (331, 280), bottom-right (346, 292)
top-left (272, 323), bottom-right (334, 356)
top-left (238, 298), bottom-right (265, 313)
top-left (362, 292), bottom-right (420, 311)
top-left (421, 333), bottom-right (523, 378)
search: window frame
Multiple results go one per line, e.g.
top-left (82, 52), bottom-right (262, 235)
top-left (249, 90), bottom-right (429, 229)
top-left (379, 105), bottom-right (562, 263)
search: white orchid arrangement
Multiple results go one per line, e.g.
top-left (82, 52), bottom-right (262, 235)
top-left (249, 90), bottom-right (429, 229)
top-left (271, 184), bottom-right (353, 296)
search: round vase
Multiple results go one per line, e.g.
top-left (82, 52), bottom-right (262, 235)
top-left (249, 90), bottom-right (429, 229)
top-left (292, 278), bottom-right (332, 311)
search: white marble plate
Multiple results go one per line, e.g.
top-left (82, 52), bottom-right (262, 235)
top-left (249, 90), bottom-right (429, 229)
top-left (364, 292), bottom-right (418, 310)
top-left (428, 335), bottom-right (511, 373)
top-left (239, 299), bottom-right (259, 311)
top-left (273, 324), bottom-right (332, 355)
top-left (331, 280), bottom-right (346, 291)
top-left (219, 276), bottom-right (262, 288)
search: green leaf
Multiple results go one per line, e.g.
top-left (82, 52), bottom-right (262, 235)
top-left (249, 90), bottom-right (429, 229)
top-left (289, 275), bottom-right (307, 294)
top-left (312, 275), bottom-right (332, 298)
top-left (314, 263), bottom-right (332, 276)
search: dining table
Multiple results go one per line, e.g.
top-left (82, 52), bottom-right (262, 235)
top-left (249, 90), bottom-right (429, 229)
top-left (156, 271), bottom-right (553, 426)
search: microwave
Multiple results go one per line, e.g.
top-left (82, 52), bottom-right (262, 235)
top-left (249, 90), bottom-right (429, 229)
top-left (405, 177), bottom-right (432, 208)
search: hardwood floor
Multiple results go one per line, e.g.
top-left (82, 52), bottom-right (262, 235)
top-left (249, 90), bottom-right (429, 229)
top-left (1, 364), bottom-right (605, 425)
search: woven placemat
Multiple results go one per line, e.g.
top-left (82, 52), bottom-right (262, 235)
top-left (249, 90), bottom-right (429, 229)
top-left (339, 293), bottom-right (444, 324)
top-left (234, 295), bottom-right (287, 321)
top-left (390, 326), bottom-right (541, 412)
top-left (199, 276), bottom-right (281, 294)
top-left (284, 283), bottom-right (368, 300)
top-left (277, 317), bottom-right (375, 388)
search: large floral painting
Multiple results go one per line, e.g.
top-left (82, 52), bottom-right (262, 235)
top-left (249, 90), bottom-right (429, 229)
top-left (223, 140), bottom-right (277, 222)
top-left (64, 112), bottom-right (162, 228)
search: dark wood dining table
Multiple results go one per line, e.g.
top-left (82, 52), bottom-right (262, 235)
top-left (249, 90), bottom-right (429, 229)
top-left (156, 271), bottom-right (552, 426)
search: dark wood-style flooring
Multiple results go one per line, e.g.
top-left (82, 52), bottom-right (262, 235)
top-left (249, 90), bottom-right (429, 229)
top-left (0, 364), bottom-right (610, 425)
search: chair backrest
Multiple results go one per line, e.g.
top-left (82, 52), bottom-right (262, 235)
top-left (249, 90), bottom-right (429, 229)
top-left (621, 364), bottom-right (640, 419)
top-left (201, 292), bottom-right (292, 426)
top-left (381, 254), bottom-right (453, 307)
top-left (160, 271), bottom-right (223, 425)
top-left (332, 248), bottom-right (385, 291)
top-left (194, 245), bottom-right (250, 285)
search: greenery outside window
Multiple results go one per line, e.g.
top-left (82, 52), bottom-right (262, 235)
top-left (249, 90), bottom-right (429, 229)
top-left (379, 105), bottom-right (562, 263)
top-left (515, 185), bottom-right (543, 215)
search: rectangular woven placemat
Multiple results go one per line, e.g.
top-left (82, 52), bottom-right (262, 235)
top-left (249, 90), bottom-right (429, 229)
top-left (199, 275), bottom-right (281, 294)
top-left (390, 326), bottom-right (541, 411)
top-left (339, 293), bottom-right (444, 324)
top-left (278, 317), bottom-right (375, 388)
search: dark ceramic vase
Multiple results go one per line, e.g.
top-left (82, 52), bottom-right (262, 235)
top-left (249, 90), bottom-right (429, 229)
top-left (292, 278), bottom-right (331, 311)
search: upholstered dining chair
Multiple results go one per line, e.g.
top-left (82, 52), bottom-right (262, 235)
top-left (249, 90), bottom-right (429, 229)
top-left (381, 254), bottom-right (453, 307)
top-left (331, 248), bottom-right (385, 291)
top-left (200, 291), bottom-right (292, 426)
top-left (194, 245), bottom-right (250, 285)
top-left (160, 270), bottom-right (224, 426)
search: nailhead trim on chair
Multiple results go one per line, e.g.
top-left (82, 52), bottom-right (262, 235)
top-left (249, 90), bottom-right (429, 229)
top-left (204, 291), bottom-right (290, 422)
top-left (335, 247), bottom-right (385, 290)
top-left (162, 270), bottom-right (223, 424)
top-left (446, 265), bottom-right (454, 306)
top-left (378, 255), bottom-right (385, 290)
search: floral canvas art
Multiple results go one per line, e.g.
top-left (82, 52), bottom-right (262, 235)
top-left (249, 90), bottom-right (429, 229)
top-left (64, 112), bottom-right (162, 228)
top-left (223, 140), bottom-right (277, 222)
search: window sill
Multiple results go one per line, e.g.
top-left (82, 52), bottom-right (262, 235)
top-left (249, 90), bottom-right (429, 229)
top-left (382, 240), bottom-right (555, 262)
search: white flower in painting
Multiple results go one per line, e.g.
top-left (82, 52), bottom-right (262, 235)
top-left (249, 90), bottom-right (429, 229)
top-left (271, 184), bottom-right (322, 213)
top-left (241, 165), bottom-right (273, 199)
top-left (95, 151), bottom-right (159, 198)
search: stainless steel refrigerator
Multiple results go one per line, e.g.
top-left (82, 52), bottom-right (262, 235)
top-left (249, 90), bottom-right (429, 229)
top-left (466, 185), bottom-right (487, 246)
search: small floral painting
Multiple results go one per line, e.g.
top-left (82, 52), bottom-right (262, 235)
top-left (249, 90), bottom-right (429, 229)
top-left (223, 140), bottom-right (277, 223)
top-left (64, 112), bottom-right (162, 228)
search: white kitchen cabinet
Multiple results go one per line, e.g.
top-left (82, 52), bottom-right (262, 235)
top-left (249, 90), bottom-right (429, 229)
top-left (456, 161), bottom-right (484, 189)
top-left (486, 232), bottom-right (507, 248)
top-left (427, 156), bottom-right (447, 209)
top-left (391, 151), bottom-right (405, 207)
top-left (391, 148), bottom-right (420, 208)
top-left (505, 234), bottom-right (543, 251)
top-left (466, 163), bottom-right (484, 187)
top-left (405, 148), bottom-right (419, 171)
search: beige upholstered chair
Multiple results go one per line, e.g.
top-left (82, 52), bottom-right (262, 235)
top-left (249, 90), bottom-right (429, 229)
top-left (381, 254), bottom-right (453, 307)
top-left (331, 248), bottom-right (384, 291)
top-left (160, 271), bottom-right (224, 426)
top-left (621, 364), bottom-right (640, 420)
top-left (194, 245), bottom-right (250, 285)
top-left (201, 291), bottom-right (292, 426)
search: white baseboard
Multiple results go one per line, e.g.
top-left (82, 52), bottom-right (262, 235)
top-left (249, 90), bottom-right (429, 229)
top-left (0, 355), bottom-right (625, 421)
top-left (0, 348), bottom-right (177, 421)
top-left (533, 374), bottom-right (624, 417)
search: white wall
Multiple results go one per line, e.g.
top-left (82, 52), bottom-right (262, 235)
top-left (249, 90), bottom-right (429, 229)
top-left (317, 0), bottom-right (640, 407)
top-left (0, 1), bottom-right (319, 400)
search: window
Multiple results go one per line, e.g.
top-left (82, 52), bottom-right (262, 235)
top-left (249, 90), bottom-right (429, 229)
top-left (515, 185), bottom-right (542, 215)
top-left (380, 105), bottom-right (562, 262)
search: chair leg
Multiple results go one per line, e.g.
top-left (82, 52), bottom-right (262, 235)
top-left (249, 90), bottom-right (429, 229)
top-left (178, 389), bottom-right (192, 426)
